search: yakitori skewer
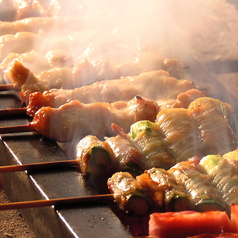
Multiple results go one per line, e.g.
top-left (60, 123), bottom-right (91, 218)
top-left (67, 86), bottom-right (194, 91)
top-left (0, 107), bottom-right (26, 117)
top-left (0, 194), bottom-right (114, 210)
top-left (0, 84), bottom-right (15, 91)
top-left (0, 124), bottom-right (35, 134)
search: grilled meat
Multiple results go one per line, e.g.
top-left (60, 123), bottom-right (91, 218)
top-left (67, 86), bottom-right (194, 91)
top-left (170, 158), bottom-right (227, 212)
top-left (26, 70), bottom-right (194, 116)
top-left (30, 96), bottom-right (159, 142)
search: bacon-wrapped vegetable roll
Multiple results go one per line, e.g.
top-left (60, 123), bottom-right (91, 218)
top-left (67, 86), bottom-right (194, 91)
top-left (76, 135), bottom-right (115, 192)
top-left (105, 124), bottom-right (145, 176)
top-left (190, 99), bottom-right (237, 155)
top-left (200, 152), bottom-right (238, 207)
top-left (137, 168), bottom-right (192, 212)
top-left (107, 172), bottom-right (152, 216)
top-left (76, 135), bottom-right (114, 177)
top-left (156, 108), bottom-right (204, 162)
top-left (130, 120), bottom-right (175, 170)
top-left (188, 97), bottom-right (232, 121)
top-left (170, 158), bottom-right (227, 212)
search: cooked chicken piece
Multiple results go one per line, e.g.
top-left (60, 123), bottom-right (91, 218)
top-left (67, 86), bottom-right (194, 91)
top-left (0, 32), bottom-right (40, 62)
top-left (0, 31), bottom-right (92, 62)
top-left (6, 51), bottom-right (186, 102)
top-left (0, 16), bottom-right (84, 36)
top-left (0, 50), bottom-right (51, 78)
top-left (26, 70), bottom-right (194, 116)
top-left (30, 96), bottom-right (159, 142)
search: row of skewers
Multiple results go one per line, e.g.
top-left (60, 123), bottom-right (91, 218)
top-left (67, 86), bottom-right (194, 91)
top-left (0, 57), bottom-right (238, 236)
top-left (1, 16), bottom-right (238, 237)
top-left (0, 90), bottom-right (238, 210)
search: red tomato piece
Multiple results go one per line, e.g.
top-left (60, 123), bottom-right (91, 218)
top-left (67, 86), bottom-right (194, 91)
top-left (149, 211), bottom-right (232, 238)
top-left (231, 204), bottom-right (238, 233)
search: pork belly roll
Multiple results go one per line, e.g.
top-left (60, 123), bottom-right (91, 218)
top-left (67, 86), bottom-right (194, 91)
top-left (170, 157), bottom-right (227, 212)
top-left (130, 120), bottom-right (175, 170)
top-left (200, 153), bottom-right (238, 207)
top-left (76, 135), bottom-right (115, 192)
top-left (105, 124), bottom-right (145, 176)
top-left (76, 135), bottom-right (114, 177)
top-left (190, 99), bottom-right (237, 155)
top-left (155, 108), bottom-right (204, 163)
top-left (137, 168), bottom-right (192, 212)
top-left (107, 172), bottom-right (152, 216)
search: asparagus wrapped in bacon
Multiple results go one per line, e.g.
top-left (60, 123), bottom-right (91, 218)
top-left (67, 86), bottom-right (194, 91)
top-left (169, 157), bottom-right (227, 212)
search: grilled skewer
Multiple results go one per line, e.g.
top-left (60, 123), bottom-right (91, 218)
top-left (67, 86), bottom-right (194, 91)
top-left (0, 96), bottom-right (236, 164)
top-left (0, 88), bottom-right (205, 120)
top-left (25, 70), bottom-right (194, 115)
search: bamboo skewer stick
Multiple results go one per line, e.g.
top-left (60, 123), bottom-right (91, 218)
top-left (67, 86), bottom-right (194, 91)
top-left (0, 194), bottom-right (114, 210)
top-left (0, 84), bottom-right (16, 91)
top-left (0, 160), bottom-right (80, 173)
top-left (0, 108), bottom-right (27, 117)
top-left (0, 124), bottom-right (35, 134)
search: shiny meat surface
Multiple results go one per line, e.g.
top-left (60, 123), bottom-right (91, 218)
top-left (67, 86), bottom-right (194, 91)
top-left (5, 51), bottom-right (186, 103)
top-left (27, 70), bottom-right (194, 115)
top-left (30, 96), bottom-right (159, 142)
